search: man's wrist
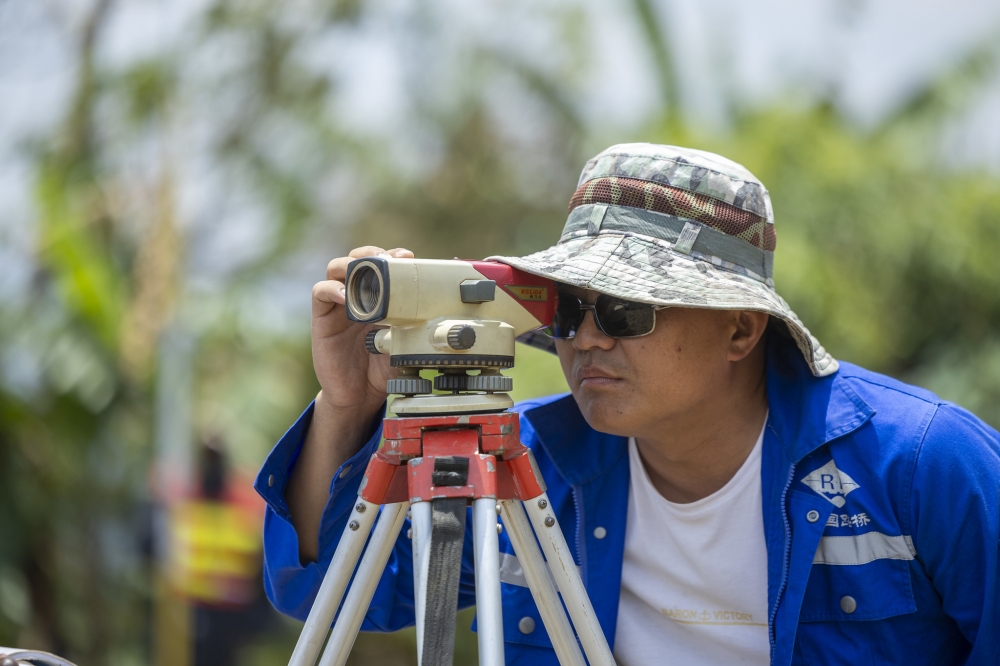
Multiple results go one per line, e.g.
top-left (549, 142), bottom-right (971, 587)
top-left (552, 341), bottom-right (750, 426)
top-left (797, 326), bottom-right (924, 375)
top-left (287, 392), bottom-right (385, 563)
top-left (314, 390), bottom-right (385, 438)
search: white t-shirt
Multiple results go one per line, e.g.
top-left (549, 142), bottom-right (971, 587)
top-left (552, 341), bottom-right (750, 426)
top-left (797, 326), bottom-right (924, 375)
top-left (613, 423), bottom-right (770, 666)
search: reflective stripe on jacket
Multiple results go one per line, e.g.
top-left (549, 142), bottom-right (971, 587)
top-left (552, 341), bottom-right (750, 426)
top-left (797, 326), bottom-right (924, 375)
top-left (255, 338), bottom-right (1000, 665)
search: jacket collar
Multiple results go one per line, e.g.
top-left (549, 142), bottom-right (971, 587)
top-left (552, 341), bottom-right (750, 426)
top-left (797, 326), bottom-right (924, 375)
top-left (763, 336), bottom-right (875, 463)
top-left (521, 337), bottom-right (875, 483)
top-left (522, 394), bottom-right (628, 487)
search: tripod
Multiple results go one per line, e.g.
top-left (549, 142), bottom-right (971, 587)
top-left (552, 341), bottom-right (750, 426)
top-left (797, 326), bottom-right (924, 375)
top-left (286, 390), bottom-right (616, 666)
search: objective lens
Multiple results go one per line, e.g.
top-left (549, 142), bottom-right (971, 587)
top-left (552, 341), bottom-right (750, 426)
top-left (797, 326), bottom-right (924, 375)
top-left (349, 264), bottom-right (383, 319)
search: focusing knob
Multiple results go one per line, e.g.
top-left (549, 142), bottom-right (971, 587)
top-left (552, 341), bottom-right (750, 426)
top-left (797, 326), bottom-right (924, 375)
top-left (447, 325), bottom-right (476, 350)
top-left (365, 330), bottom-right (380, 354)
top-left (465, 374), bottom-right (513, 393)
top-left (434, 374), bottom-right (469, 391)
top-left (386, 377), bottom-right (432, 395)
top-left (432, 373), bottom-right (513, 392)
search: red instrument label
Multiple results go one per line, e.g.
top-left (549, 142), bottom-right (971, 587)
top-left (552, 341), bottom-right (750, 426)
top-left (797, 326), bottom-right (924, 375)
top-left (508, 286), bottom-right (548, 302)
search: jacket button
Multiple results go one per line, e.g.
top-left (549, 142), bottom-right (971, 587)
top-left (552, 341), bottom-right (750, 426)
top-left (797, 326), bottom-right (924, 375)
top-left (268, 474), bottom-right (274, 488)
top-left (338, 464), bottom-right (353, 479)
top-left (593, 526), bottom-right (607, 539)
top-left (840, 596), bottom-right (857, 614)
top-left (806, 510), bottom-right (819, 523)
top-left (518, 616), bottom-right (536, 634)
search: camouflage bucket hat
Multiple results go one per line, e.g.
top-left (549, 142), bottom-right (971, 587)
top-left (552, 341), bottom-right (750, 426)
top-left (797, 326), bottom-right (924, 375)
top-left (488, 142), bottom-right (838, 377)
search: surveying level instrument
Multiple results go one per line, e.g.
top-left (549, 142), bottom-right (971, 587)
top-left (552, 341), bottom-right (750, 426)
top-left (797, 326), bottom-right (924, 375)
top-left (287, 257), bottom-right (616, 666)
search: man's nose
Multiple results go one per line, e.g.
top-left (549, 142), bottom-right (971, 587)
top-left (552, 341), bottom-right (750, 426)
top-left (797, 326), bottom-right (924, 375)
top-left (571, 310), bottom-right (616, 351)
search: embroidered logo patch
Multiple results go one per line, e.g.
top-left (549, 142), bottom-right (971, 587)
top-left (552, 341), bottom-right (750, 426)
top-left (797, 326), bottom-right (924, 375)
top-left (801, 460), bottom-right (860, 507)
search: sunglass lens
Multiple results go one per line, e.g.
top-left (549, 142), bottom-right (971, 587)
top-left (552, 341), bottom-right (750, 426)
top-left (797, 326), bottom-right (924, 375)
top-left (594, 295), bottom-right (656, 337)
top-left (546, 293), bottom-right (585, 338)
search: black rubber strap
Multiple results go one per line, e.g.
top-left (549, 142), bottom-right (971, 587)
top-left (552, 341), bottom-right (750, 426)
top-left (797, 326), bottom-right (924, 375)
top-left (421, 498), bottom-right (467, 666)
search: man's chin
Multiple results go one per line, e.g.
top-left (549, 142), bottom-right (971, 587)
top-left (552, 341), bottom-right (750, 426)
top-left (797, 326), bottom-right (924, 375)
top-left (573, 393), bottom-right (636, 437)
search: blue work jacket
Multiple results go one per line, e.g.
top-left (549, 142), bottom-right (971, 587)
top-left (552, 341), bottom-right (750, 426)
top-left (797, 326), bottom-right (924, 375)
top-left (255, 339), bottom-right (1000, 665)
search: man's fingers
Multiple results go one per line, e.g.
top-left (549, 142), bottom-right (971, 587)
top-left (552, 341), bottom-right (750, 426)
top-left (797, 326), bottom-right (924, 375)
top-left (327, 246), bottom-right (386, 280)
top-left (326, 257), bottom-right (350, 281)
top-left (326, 246), bottom-right (413, 280)
top-left (349, 245), bottom-right (389, 259)
top-left (312, 280), bottom-right (346, 316)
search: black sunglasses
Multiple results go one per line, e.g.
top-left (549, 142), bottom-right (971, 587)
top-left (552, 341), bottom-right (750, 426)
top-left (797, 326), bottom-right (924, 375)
top-left (546, 292), bottom-right (665, 339)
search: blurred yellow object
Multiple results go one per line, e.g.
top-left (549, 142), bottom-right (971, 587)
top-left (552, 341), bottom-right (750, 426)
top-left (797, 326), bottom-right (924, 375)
top-left (169, 495), bottom-right (264, 607)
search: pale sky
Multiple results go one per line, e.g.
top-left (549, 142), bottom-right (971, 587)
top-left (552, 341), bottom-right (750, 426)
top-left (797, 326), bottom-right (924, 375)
top-left (1, 0), bottom-right (998, 307)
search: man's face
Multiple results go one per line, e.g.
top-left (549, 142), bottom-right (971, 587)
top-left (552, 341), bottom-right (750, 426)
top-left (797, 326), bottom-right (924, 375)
top-left (554, 286), bottom-right (762, 438)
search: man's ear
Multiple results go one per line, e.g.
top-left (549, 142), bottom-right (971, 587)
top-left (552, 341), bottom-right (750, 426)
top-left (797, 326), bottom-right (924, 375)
top-left (727, 311), bottom-right (770, 362)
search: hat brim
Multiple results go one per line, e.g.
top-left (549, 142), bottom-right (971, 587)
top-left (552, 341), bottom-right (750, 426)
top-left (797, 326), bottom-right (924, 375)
top-left (490, 232), bottom-right (837, 377)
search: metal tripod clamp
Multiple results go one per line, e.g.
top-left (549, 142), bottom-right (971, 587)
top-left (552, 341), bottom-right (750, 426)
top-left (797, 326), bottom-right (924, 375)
top-left (358, 413), bottom-right (545, 506)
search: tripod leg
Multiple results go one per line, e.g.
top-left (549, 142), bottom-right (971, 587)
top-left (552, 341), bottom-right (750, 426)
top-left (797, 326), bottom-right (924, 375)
top-left (472, 498), bottom-right (505, 666)
top-left (316, 501), bottom-right (410, 666)
top-left (524, 493), bottom-right (617, 666)
top-left (410, 501), bottom-right (432, 665)
top-left (499, 500), bottom-right (586, 666)
top-left (288, 498), bottom-right (380, 666)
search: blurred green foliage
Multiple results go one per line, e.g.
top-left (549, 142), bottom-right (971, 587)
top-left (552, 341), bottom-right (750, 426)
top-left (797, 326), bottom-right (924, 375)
top-left (0, 1), bottom-right (998, 664)
top-left (701, 107), bottom-right (1000, 423)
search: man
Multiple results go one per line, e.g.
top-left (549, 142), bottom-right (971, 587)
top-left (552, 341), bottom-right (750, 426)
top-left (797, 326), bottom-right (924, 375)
top-left (255, 144), bottom-right (1000, 665)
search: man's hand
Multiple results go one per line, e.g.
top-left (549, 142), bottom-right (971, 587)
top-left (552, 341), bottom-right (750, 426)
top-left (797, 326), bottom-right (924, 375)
top-left (288, 246), bottom-right (414, 563)
top-left (311, 246), bottom-right (414, 420)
